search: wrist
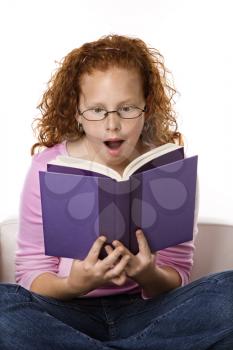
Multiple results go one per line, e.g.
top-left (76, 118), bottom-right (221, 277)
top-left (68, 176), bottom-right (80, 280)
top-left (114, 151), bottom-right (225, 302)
top-left (132, 263), bottom-right (158, 287)
top-left (30, 273), bottom-right (88, 300)
top-left (140, 266), bottom-right (182, 298)
top-left (138, 265), bottom-right (160, 287)
top-left (64, 277), bottom-right (90, 297)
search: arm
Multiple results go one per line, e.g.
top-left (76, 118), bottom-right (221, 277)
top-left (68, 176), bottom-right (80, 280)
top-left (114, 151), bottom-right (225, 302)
top-left (15, 155), bottom-right (60, 291)
top-left (106, 178), bottom-right (200, 299)
top-left (131, 264), bottom-right (182, 299)
top-left (30, 239), bottom-right (130, 300)
top-left (108, 231), bottom-right (192, 299)
top-left (15, 154), bottom-right (130, 299)
top-left (30, 273), bottom-right (79, 300)
top-left (110, 230), bottom-right (182, 299)
top-left (134, 196), bottom-right (199, 299)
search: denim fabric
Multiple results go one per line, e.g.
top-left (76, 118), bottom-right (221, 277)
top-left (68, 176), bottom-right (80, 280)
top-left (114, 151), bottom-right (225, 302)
top-left (0, 271), bottom-right (233, 350)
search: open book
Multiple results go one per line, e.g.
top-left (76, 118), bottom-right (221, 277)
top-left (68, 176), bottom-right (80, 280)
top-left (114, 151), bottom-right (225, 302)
top-left (39, 143), bottom-right (198, 259)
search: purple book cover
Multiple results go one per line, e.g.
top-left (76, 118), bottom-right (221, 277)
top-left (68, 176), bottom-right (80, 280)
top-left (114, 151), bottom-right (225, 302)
top-left (39, 148), bottom-right (197, 259)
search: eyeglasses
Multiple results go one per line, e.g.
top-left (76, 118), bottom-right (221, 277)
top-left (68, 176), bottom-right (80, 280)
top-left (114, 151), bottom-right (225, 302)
top-left (78, 105), bottom-right (147, 121)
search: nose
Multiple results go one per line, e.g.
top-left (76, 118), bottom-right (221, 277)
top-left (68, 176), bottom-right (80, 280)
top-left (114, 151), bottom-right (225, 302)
top-left (105, 111), bottom-right (121, 131)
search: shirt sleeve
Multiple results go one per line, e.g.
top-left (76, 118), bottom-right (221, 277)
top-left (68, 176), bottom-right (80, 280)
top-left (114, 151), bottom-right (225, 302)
top-left (141, 176), bottom-right (200, 299)
top-left (15, 155), bottom-right (60, 290)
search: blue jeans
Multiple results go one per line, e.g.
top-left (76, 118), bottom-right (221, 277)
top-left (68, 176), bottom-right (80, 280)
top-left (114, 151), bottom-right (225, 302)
top-left (0, 271), bottom-right (233, 350)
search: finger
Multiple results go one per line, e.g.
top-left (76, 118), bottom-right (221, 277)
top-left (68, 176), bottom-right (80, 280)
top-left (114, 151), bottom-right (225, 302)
top-left (105, 245), bottom-right (115, 268)
top-left (102, 245), bottom-right (126, 270)
top-left (86, 236), bottom-right (106, 263)
top-left (112, 240), bottom-right (132, 257)
top-left (105, 255), bottom-right (130, 279)
top-left (105, 245), bottom-right (113, 255)
top-left (136, 229), bottom-right (151, 255)
top-left (110, 271), bottom-right (127, 286)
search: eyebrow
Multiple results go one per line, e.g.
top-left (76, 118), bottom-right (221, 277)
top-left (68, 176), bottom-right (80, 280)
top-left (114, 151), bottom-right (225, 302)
top-left (84, 99), bottom-right (137, 107)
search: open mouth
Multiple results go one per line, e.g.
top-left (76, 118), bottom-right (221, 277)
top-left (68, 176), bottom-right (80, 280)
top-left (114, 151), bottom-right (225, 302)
top-left (104, 140), bottom-right (125, 149)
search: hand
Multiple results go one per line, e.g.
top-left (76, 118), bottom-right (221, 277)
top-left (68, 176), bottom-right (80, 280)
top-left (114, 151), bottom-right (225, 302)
top-left (105, 245), bottom-right (128, 286)
top-left (105, 230), bottom-right (156, 286)
top-left (66, 236), bottom-right (130, 295)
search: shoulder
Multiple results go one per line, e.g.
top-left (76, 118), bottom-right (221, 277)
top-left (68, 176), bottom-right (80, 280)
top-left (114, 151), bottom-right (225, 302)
top-left (22, 143), bottom-right (67, 194)
top-left (32, 142), bottom-right (67, 168)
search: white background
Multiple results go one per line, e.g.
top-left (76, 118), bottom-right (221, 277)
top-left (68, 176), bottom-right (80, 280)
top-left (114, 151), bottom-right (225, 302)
top-left (0, 0), bottom-right (232, 223)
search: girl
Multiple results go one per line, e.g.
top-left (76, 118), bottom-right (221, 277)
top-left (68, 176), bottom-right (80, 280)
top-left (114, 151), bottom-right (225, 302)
top-left (0, 34), bottom-right (233, 350)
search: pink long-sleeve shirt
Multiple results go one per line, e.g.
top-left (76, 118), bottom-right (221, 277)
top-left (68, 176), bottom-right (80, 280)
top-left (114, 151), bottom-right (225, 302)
top-left (15, 142), bottom-right (199, 299)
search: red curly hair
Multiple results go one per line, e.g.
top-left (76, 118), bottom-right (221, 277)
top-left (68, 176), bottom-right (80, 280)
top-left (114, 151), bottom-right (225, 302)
top-left (31, 34), bottom-right (183, 155)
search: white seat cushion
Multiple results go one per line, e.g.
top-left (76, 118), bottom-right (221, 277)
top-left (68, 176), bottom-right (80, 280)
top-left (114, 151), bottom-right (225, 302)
top-left (0, 219), bottom-right (233, 284)
top-left (0, 218), bottom-right (18, 283)
top-left (190, 222), bottom-right (233, 281)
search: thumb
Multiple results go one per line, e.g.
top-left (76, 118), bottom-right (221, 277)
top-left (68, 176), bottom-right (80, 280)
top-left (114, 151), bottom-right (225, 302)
top-left (136, 229), bottom-right (151, 254)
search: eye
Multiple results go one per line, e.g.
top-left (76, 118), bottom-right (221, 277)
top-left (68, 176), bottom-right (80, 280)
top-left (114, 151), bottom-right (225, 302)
top-left (93, 107), bottom-right (105, 113)
top-left (119, 105), bottom-right (134, 112)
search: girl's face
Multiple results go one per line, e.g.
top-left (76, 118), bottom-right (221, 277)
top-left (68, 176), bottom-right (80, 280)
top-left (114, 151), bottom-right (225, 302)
top-left (76, 67), bottom-right (146, 172)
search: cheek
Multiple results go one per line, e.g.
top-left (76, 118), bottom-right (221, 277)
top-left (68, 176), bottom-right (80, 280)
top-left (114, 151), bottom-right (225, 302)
top-left (82, 122), bottom-right (101, 136)
top-left (126, 119), bottom-right (144, 137)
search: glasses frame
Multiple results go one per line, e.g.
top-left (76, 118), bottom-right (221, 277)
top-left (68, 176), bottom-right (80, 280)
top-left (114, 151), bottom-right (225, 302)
top-left (78, 105), bottom-right (147, 121)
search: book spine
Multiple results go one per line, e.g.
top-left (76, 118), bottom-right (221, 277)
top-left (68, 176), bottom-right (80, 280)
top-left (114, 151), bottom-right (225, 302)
top-left (130, 174), bottom-right (143, 254)
top-left (115, 180), bottom-right (131, 248)
top-left (98, 178), bottom-right (130, 255)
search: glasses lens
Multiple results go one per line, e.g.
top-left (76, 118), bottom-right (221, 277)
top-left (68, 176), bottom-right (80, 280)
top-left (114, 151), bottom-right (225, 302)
top-left (82, 106), bottom-right (144, 120)
top-left (118, 106), bottom-right (142, 119)
top-left (83, 108), bottom-right (106, 120)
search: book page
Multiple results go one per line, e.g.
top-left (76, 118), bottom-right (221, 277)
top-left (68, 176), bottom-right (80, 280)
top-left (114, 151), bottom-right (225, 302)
top-left (122, 143), bottom-right (182, 179)
top-left (49, 143), bottom-right (182, 182)
top-left (49, 156), bottom-right (122, 181)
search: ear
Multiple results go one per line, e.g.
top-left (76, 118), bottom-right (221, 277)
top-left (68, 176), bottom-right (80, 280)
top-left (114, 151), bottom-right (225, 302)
top-left (75, 111), bottom-right (82, 124)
